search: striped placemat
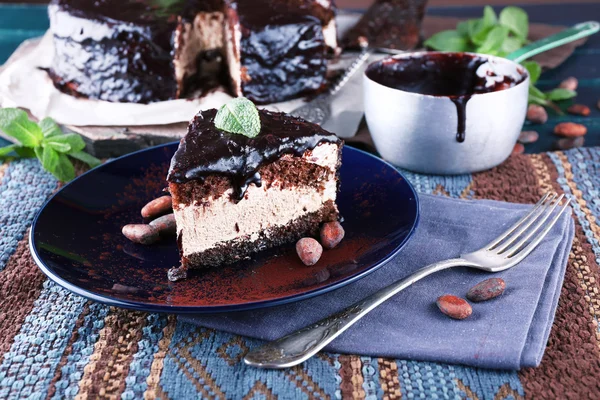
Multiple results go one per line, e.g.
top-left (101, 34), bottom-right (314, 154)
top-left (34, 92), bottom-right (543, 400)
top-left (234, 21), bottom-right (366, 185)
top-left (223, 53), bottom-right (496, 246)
top-left (1, 148), bottom-right (600, 399)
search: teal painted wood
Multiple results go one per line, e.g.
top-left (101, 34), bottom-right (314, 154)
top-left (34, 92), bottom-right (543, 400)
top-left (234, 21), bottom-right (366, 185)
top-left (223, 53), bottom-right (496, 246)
top-left (0, 4), bottom-right (48, 64)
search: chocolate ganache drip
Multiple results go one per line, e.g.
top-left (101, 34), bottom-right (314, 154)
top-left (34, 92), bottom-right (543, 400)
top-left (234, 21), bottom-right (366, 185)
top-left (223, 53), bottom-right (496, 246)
top-left (167, 109), bottom-right (342, 200)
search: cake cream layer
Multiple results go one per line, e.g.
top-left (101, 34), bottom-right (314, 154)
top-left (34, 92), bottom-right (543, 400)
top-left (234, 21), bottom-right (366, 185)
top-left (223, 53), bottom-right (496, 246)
top-left (175, 174), bottom-right (337, 257)
top-left (172, 142), bottom-right (339, 257)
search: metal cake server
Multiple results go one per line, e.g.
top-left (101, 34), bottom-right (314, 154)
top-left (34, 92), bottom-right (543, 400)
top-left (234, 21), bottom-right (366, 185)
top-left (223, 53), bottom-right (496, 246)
top-left (244, 192), bottom-right (571, 369)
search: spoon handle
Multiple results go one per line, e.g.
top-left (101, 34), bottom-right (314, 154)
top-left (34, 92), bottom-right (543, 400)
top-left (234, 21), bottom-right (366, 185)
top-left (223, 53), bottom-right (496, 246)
top-left (508, 21), bottom-right (599, 64)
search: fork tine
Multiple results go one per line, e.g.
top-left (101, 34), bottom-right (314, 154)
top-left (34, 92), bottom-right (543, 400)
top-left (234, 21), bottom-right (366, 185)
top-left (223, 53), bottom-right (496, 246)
top-left (494, 193), bottom-right (558, 254)
top-left (506, 194), bottom-right (568, 257)
top-left (486, 192), bottom-right (553, 250)
top-left (507, 198), bottom-right (571, 260)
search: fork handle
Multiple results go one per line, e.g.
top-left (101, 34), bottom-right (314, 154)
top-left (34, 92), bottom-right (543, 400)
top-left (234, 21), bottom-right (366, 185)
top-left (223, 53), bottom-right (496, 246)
top-left (243, 258), bottom-right (469, 369)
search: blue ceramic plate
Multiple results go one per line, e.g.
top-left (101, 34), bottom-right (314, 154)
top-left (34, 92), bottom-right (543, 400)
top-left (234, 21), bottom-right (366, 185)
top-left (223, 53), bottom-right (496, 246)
top-left (29, 144), bottom-right (419, 313)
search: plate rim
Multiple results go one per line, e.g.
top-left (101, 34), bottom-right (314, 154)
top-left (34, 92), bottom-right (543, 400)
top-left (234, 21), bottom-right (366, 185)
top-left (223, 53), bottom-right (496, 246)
top-left (29, 142), bottom-right (420, 314)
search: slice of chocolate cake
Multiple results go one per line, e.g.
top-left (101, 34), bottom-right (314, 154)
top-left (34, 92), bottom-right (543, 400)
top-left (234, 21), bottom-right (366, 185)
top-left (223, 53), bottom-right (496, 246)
top-left (167, 99), bottom-right (343, 270)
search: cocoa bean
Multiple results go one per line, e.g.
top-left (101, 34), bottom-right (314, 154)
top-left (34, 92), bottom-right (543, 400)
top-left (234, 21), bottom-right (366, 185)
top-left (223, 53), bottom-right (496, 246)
top-left (149, 213), bottom-right (176, 235)
top-left (320, 221), bottom-right (345, 249)
top-left (467, 278), bottom-right (506, 302)
top-left (558, 77), bottom-right (578, 91)
top-left (518, 130), bottom-right (539, 144)
top-left (555, 136), bottom-right (585, 150)
top-left (526, 104), bottom-right (548, 124)
top-left (296, 238), bottom-right (323, 266)
top-left (122, 224), bottom-right (159, 245)
top-left (141, 195), bottom-right (172, 218)
top-left (567, 104), bottom-right (590, 116)
top-left (512, 143), bottom-right (524, 155)
top-left (436, 295), bottom-right (472, 320)
top-left (554, 122), bottom-right (587, 138)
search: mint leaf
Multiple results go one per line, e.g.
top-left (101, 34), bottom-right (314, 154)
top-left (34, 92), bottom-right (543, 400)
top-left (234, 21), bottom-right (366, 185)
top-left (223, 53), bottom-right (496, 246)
top-left (456, 20), bottom-right (472, 36)
top-left (41, 145), bottom-right (75, 182)
top-left (0, 144), bottom-right (18, 157)
top-left (424, 30), bottom-right (469, 52)
top-left (476, 26), bottom-right (509, 54)
top-left (45, 141), bottom-right (71, 153)
top-left (522, 61), bottom-right (541, 84)
top-left (502, 36), bottom-right (523, 54)
top-left (15, 146), bottom-right (35, 158)
top-left (529, 84), bottom-right (546, 99)
top-left (214, 97), bottom-right (261, 138)
top-left (471, 24), bottom-right (493, 46)
top-left (546, 88), bottom-right (576, 101)
top-left (45, 133), bottom-right (86, 153)
top-left (69, 150), bottom-right (101, 168)
top-left (528, 95), bottom-right (548, 106)
top-left (55, 153), bottom-right (75, 182)
top-left (0, 108), bottom-right (42, 147)
top-left (39, 117), bottom-right (63, 138)
top-left (482, 6), bottom-right (498, 27)
top-left (499, 6), bottom-right (528, 40)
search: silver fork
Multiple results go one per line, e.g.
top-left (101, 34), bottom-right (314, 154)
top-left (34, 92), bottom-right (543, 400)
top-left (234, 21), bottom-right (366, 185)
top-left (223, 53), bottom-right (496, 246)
top-left (244, 192), bottom-right (571, 369)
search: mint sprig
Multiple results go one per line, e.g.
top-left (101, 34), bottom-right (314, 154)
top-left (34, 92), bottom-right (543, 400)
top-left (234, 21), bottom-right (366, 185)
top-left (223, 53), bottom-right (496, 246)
top-left (424, 6), bottom-right (577, 111)
top-left (0, 108), bottom-right (101, 182)
top-left (214, 97), bottom-right (261, 138)
top-left (524, 61), bottom-right (575, 113)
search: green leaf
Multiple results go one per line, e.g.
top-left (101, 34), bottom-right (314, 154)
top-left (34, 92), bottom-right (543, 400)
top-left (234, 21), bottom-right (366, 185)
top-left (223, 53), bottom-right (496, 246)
top-left (424, 30), bottom-right (469, 52)
top-left (39, 117), bottom-right (63, 138)
top-left (45, 133), bottom-right (86, 153)
top-left (34, 146), bottom-right (43, 161)
top-left (69, 150), bottom-right (102, 168)
top-left (501, 36), bottom-right (523, 54)
top-left (522, 61), bottom-right (542, 84)
top-left (528, 84), bottom-right (546, 100)
top-left (214, 97), bottom-right (261, 138)
top-left (41, 146), bottom-right (75, 182)
top-left (456, 20), bottom-right (471, 36)
top-left (482, 6), bottom-right (498, 28)
top-left (0, 144), bottom-right (18, 157)
top-left (45, 141), bottom-right (71, 153)
top-left (470, 24), bottom-right (493, 46)
top-left (0, 108), bottom-right (42, 147)
top-left (15, 146), bottom-right (35, 158)
top-left (528, 95), bottom-right (548, 106)
top-left (55, 153), bottom-right (75, 182)
top-left (545, 88), bottom-right (577, 101)
top-left (476, 26), bottom-right (509, 54)
top-left (499, 6), bottom-right (528, 40)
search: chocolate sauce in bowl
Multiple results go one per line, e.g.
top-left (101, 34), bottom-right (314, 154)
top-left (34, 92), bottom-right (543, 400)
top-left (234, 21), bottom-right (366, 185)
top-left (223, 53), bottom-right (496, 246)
top-left (365, 53), bottom-right (526, 142)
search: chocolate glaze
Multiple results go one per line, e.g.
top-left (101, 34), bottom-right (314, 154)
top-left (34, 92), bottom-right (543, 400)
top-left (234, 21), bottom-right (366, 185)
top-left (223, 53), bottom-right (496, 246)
top-left (167, 109), bottom-right (342, 200)
top-left (366, 53), bottom-right (526, 142)
top-left (344, 0), bottom-right (427, 50)
top-left (226, 0), bottom-right (329, 104)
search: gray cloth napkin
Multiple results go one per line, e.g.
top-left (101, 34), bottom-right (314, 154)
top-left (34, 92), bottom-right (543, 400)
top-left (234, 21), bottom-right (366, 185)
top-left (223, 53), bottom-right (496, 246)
top-left (182, 194), bottom-right (575, 370)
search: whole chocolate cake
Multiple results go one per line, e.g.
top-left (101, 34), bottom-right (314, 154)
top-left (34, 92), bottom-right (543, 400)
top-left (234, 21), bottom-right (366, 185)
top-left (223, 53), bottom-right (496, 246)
top-left (47, 0), bottom-right (338, 104)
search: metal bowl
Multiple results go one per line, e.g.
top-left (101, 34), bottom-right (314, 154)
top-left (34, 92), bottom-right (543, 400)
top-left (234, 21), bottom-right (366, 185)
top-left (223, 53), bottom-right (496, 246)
top-left (363, 52), bottom-right (530, 175)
